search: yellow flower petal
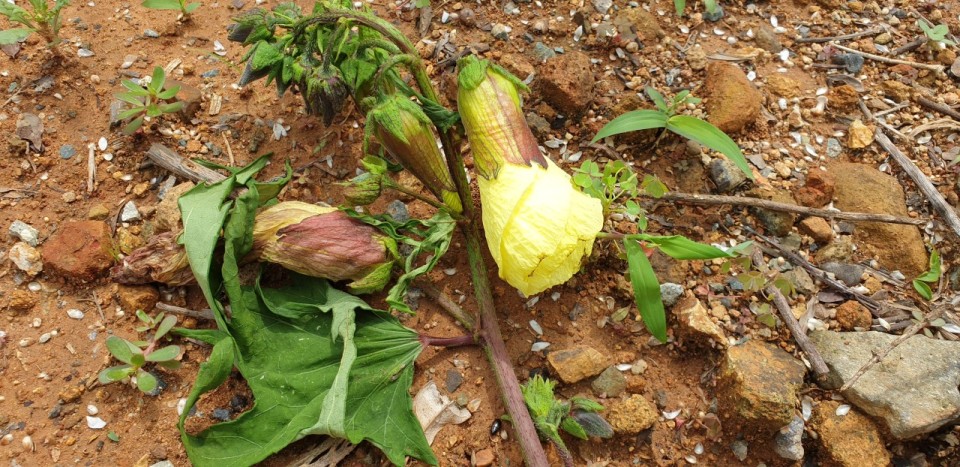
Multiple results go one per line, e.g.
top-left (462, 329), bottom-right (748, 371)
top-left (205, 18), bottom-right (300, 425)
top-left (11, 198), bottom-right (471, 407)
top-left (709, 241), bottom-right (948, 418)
top-left (479, 159), bottom-right (603, 296)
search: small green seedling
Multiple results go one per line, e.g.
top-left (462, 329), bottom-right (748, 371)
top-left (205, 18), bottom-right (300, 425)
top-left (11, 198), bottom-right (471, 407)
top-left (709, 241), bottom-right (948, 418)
top-left (142, 0), bottom-right (200, 16)
top-left (592, 86), bottom-right (753, 181)
top-left (0, 0), bottom-right (68, 46)
top-left (673, 0), bottom-right (720, 17)
top-left (913, 248), bottom-right (941, 300)
top-left (918, 20), bottom-right (956, 48)
top-left (98, 310), bottom-right (181, 394)
top-left (519, 375), bottom-right (612, 466)
top-left (572, 159), bottom-right (666, 228)
top-left (114, 66), bottom-right (184, 135)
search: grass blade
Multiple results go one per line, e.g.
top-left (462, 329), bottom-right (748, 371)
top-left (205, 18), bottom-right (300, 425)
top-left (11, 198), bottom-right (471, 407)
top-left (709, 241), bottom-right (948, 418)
top-left (666, 115), bottom-right (754, 180)
top-left (624, 237), bottom-right (667, 342)
top-left (591, 109), bottom-right (668, 142)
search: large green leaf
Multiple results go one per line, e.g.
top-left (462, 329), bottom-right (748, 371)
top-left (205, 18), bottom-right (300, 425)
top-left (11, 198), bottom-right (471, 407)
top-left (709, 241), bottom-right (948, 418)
top-left (638, 234), bottom-right (732, 260)
top-left (624, 237), bottom-right (667, 342)
top-left (592, 109), bottom-right (669, 142)
top-left (0, 28), bottom-right (32, 45)
top-left (666, 115), bottom-right (754, 180)
top-left (180, 278), bottom-right (435, 467)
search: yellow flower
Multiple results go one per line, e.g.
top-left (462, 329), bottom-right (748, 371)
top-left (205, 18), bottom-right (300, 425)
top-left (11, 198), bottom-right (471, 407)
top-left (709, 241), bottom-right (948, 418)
top-left (458, 57), bottom-right (604, 296)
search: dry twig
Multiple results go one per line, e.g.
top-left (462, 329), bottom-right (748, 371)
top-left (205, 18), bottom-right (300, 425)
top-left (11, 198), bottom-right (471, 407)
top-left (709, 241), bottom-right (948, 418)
top-left (414, 279), bottom-right (476, 331)
top-left (839, 306), bottom-right (944, 392)
top-left (87, 144), bottom-right (96, 193)
top-left (917, 96), bottom-right (960, 121)
top-left (155, 302), bottom-right (216, 321)
top-left (656, 191), bottom-right (926, 225)
top-left (747, 227), bottom-right (884, 314)
top-left (859, 101), bottom-right (960, 239)
top-left (831, 43), bottom-right (945, 72)
top-left (795, 27), bottom-right (884, 44)
top-left (750, 249), bottom-right (830, 380)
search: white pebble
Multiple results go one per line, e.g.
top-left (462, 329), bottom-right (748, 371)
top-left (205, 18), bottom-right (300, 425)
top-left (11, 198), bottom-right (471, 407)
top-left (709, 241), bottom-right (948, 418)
top-left (529, 320), bottom-right (543, 336)
top-left (86, 416), bottom-right (107, 429)
top-left (67, 309), bottom-right (85, 320)
top-left (835, 404), bottom-right (851, 416)
top-left (22, 435), bottom-right (34, 451)
top-left (38, 332), bottom-right (52, 343)
top-left (27, 282), bottom-right (41, 292)
top-left (97, 137), bottom-right (108, 151)
top-left (531, 342), bottom-right (550, 352)
top-left (87, 404), bottom-right (99, 415)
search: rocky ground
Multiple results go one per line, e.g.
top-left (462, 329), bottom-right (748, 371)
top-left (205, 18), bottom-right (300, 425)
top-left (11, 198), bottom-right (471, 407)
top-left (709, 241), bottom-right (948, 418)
top-left (4, 0), bottom-right (960, 465)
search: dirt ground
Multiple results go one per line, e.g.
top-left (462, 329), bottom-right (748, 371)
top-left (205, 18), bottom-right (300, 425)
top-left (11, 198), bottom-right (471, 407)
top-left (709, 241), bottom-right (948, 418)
top-left (4, 0), bottom-right (960, 465)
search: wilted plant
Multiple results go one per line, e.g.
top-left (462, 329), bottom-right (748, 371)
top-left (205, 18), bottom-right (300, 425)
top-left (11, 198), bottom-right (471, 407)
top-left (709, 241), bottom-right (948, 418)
top-left (592, 86), bottom-right (752, 180)
top-left (520, 375), bottom-right (612, 467)
top-left (0, 0), bottom-right (68, 46)
top-left (98, 310), bottom-right (180, 394)
top-left (114, 67), bottom-right (184, 135)
top-left (141, 0), bottom-right (200, 17)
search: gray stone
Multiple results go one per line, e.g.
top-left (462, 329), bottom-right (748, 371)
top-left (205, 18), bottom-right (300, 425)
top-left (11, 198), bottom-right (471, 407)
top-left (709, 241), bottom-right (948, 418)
top-left (774, 415), bottom-right (804, 461)
top-left (826, 138), bottom-right (842, 158)
top-left (821, 262), bottom-right (864, 286)
top-left (810, 330), bottom-right (960, 439)
top-left (531, 42), bottom-right (556, 62)
top-left (9, 220), bottom-right (40, 246)
top-left (120, 201), bottom-right (141, 222)
top-left (445, 369), bottom-right (463, 393)
top-left (659, 282), bottom-right (683, 307)
top-left (731, 440), bottom-right (748, 461)
top-left (143, 29), bottom-right (160, 38)
top-left (754, 24), bottom-right (782, 53)
top-left (592, 0), bottom-right (612, 14)
top-left (16, 113), bottom-right (43, 151)
top-left (783, 268), bottom-right (816, 294)
top-left (591, 366), bottom-right (627, 397)
top-left (121, 54), bottom-right (137, 69)
top-left (708, 158), bottom-right (748, 193)
top-left (703, 4), bottom-right (723, 22)
top-left (491, 23), bottom-right (511, 41)
top-left (59, 144), bottom-right (76, 159)
top-left (386, 200), bottom-right (409, 223)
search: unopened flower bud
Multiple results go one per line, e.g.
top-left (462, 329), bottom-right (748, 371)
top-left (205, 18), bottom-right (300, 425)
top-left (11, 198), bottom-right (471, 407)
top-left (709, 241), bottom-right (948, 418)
top-left (341, 171), bottom-right (383, 206)
top-left (457, 56), bottom-right (604, 296)
top-left (366, 95), bottom-right (463, 213)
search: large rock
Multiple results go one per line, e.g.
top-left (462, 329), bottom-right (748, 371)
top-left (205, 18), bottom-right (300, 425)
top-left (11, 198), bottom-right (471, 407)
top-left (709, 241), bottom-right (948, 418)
top-left (42, 221), bottom-right (116, 281)
top-left (830, 163), bottom-right (927, 276)
top-left (704, 62), bottom-right (762, 134)
top-left (795, 167), bottom-right (835, 208)
top-left (717, 340), bottom-right (807, 433)
top-left (812, 400), bottom-right (891, 466)
top-left (155, 182), bottom-right (195, 232)
top-left (546, 346), bottom-right (610, 384)
top-left (676, 294), bottom-right (726, 346)
top-left (607, 394), bottom-right (658, 435)
top-left (538, 51), bottom-right (594, 117)
top-left (616, 7), bottom-right (664, 41)
top-left (810, 330), bottom-right (960, 439)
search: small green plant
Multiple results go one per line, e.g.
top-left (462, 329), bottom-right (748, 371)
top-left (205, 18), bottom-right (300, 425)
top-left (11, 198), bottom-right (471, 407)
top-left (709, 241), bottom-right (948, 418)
top-left (913, 248), bottom-right (941, 300)
top-left (573, 159), bottom-right (742, 342)
top-left (0, 0), bottom-right (68, 46)
top-left (592, 86), bottom-right (753, 181)
top-left (918, 20), bottom-right (956, 48)
top-left (98, 310), bottom-right (181, 394)
top-left (142, 0), bottom-right (199, 16)
top-left (114, 66), bottom-right (184, 135)
top-left (673, 0), bottom-right (719, 17)
top-left (519, 375), bottom-right (612, 467)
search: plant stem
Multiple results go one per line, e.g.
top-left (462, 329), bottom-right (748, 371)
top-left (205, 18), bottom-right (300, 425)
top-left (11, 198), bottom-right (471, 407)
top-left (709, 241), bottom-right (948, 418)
top-left (418, 334), bottom-right (476, 347)
top-left (383, 179), bottom-right (447, 210)
top-left (293, 10), bottom-right (549, 465)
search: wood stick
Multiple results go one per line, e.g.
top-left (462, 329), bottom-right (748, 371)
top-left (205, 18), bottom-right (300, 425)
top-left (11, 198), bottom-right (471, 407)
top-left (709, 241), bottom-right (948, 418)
top-left (87, 143), bottom-right (96, 193)
top-left (830, 44), bottom-right (945, 72)
top-left (859, 101), bottom-right (960, 239)
top-left (156, 302), bottom-right (216, 321)
top-left (746, 227), bottom-right (884, 314)
top-left (146, 143), bottom-right (228, 184)
top-left (917, 96), bottom-right (960, 121)
top-left (222, 133), bottom-right (235, 166)
top-left (795, 27), bottom-right (883, 44)
top-left (414, 279), bottom-right (476, 331)
top-left (839, 306), bottom-right (943, 392)
top-left (892, 36), bottom-right (926, 56)
top-left (655, 192), bottom-right (926, 225)
top-left (751, 249), bottom-right (830, 380)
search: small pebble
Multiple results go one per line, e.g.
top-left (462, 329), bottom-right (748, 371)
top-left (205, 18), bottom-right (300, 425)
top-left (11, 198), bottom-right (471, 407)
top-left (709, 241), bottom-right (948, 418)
top-left (87, 404), bottom-right (98, 416)
top-left (67, 309), bottom-right (84, 320)
top-left (59, 144), bottom-right (76, 159)
top-left (98, 136), bottom-right (108, 151)
top-left (144, 29), bottom-right (160, 38)
top-left (86, 416), bottom-right (107, 429)
top-left (121, 201), bottom-right (141, 222)
top-left (38, 332), bottom-right (52, 343)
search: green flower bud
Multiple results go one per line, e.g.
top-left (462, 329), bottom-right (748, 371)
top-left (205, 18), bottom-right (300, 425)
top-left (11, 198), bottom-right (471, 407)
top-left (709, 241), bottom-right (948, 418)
top-left (341, 171), bottom-right (384, 206)
top-left (366, 95), bottom-right (463, 213)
